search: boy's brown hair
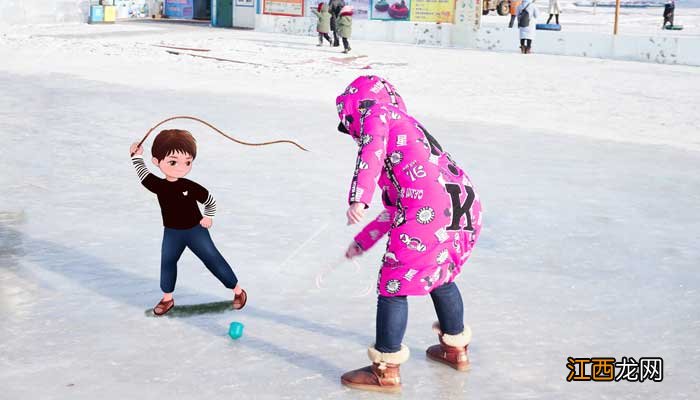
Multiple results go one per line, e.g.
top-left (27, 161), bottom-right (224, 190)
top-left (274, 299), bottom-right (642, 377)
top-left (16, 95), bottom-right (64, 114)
top-left (152, 129), bottom-right (197, 161)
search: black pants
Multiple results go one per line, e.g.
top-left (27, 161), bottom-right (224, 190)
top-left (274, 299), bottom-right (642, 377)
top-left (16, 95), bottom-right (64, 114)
top-left (342, 37), bottom-right (350, 51)
top-left (663, 7), bottom-right (674, 27)
top-left (332, 30), bottom-right (340, 46)
top-left (547, 14), bottom-right (560, 24)
top-left (319, 33), bottom-right (332, 44)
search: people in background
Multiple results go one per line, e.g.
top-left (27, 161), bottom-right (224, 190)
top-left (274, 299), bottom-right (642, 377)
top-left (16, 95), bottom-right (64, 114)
top-left (547, 0), bottom-right (561, 25)
top-left (311, 2), bottom-right (333, 46)
top-left (329, 0), bottom-right (345, 47)
top-left (663, 0), bottom-right (675, 28)
top-left (517, 0), bottom-right (538, 54)
top-left (509, 0), bottom-right (522, 28)
top-left (337, 5), bottom-right (353, 53)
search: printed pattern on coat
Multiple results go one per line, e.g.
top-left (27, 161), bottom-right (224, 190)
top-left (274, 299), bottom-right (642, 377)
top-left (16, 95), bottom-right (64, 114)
top-left (344, 103), bottom-right (483, 297)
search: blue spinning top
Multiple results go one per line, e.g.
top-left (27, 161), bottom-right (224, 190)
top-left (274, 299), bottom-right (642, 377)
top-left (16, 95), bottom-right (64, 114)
top-left (228, 322), bottom-right (244, 340)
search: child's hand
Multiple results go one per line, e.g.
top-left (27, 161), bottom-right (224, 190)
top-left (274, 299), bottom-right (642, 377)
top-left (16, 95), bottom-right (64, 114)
top-left (200, 217), bottom-right (213, 228)
top-left (345, 241), bottom-right (363, 259)
top-left (346, 202), bottom-right (366, 225)
top-left (130, 142), bottom-right (143, 156)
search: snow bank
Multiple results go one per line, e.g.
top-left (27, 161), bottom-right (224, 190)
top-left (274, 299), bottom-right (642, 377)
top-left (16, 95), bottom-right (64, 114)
top-left (0, 0), bottom-right (90, 25)
top-left (476, 27), bottom-right (700, 65)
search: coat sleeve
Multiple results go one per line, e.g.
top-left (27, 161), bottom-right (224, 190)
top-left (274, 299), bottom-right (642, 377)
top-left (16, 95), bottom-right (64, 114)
top-left (354, 207), bottom-right (394, 250)
top-left (348, 111), bottom-right (389, 206)
top-left (353, 186), bottom-right (398, 250)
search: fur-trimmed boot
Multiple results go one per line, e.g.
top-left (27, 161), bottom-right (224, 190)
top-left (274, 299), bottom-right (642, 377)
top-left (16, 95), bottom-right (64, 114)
top-left (340, 345), bottom-right (410, 393)
top-left (425, 321), bottom-right (471, 371)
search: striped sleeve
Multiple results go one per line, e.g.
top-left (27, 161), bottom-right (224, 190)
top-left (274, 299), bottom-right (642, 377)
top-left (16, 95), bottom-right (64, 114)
top-left (203, 193), bottom-right (217, 218)
top-left (132, 155), bottom-right (162, 194)
top-left (131, 155), bottom-right (150, 181)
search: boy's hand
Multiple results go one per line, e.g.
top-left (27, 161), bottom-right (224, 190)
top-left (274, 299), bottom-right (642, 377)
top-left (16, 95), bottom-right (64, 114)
top-left (200, 217), bottom-right (213, 228)
top-left (345, 241), bottom-right (363, 259)
top-left (346, 202), bottom-right (366, 225)
top-left (130, 142), bottom-right (143, 156)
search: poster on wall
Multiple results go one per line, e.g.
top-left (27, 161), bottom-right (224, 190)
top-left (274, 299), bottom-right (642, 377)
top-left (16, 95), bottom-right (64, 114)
top-left (114, 0), bottom-right (149, 18)
top-left (410, 0), bottom-right (454, 22)
top-left (164, 0), bottom-right (193, 18)
top-left (264, 0), bottom-right (304, 16)
top-left (370, 0), bottom-right (411, 21)
top-left (351, 0), bottom-right (370, 19)
top-left (307, 0), bottom-right (369, 20)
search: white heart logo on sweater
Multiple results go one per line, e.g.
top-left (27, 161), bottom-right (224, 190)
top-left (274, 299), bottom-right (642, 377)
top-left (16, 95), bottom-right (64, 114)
top-left (182, 191), bottom-right (188, 196)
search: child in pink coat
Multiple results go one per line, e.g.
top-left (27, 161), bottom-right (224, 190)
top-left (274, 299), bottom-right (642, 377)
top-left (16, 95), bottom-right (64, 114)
top-left (336, 76), bottom-right (482, 393)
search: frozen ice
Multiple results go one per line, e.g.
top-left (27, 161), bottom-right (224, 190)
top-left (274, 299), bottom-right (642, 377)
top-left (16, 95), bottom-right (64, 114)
top-left (1, 22), bottom-right (699, 399)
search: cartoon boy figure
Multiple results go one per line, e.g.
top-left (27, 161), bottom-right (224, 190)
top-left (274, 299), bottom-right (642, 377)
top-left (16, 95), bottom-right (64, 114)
top-left (130, 129), bottom-right (246, 316)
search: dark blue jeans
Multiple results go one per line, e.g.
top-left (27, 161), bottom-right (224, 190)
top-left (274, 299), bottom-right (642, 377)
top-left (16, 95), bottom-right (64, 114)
top-left (160, 225), bottom-right (238, 293)
top-left (375, 281), bottom-right (464, 353)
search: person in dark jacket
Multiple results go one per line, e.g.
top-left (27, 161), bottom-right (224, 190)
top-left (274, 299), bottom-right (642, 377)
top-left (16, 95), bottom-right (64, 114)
top-left (329, 0), bottom-right (345, 47)
top-left (663, 0), bottom-right (675, 28)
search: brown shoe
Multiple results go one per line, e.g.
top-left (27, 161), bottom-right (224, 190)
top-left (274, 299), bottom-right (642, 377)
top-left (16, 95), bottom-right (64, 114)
top-left (341, 345), bottom-right (409, 393)
top-left (153, 298), bottom-right (174, 316)
top-left (233, 289), bottom-right (247, 310)
top-left (426, 322), bottom-right (471, 371)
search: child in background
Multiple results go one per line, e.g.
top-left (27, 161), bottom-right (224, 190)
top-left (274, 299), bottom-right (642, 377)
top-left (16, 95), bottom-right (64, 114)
top-left (337, 5), bottom-right (353, 53)
top-left (311, 2), bottom-right (333, 46)
top-left (130, 130), bottom-right (247, 316)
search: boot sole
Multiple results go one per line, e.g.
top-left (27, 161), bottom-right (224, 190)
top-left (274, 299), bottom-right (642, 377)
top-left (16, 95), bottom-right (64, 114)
top-left (341, 379), bottom-right (401, 393)
top-left (426, 352), bottom-right (471, 371)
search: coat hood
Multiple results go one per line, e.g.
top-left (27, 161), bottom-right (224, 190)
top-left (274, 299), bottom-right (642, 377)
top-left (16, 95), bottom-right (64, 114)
top-left (335, 75), bottom-right (406, 139)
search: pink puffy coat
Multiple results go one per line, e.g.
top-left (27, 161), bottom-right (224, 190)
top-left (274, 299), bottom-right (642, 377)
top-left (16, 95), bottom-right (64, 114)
top-left (336, 76), bottom-right (483, 297)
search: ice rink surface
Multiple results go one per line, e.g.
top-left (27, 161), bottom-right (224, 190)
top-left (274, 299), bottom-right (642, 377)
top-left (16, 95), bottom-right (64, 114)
top-left (1, 22), bottom-right (699, 399)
